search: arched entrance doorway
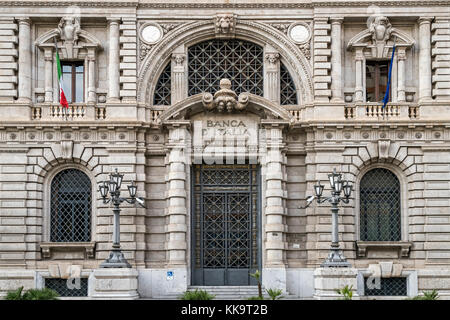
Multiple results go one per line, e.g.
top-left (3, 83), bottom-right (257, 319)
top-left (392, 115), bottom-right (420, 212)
top-left (159, 80), bottom-right (293, 287)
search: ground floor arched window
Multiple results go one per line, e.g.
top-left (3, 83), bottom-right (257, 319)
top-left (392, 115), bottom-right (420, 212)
top-left (360, 168), bottom-right (401, 241)
top-left (50, 169), bottom-right (92, 242)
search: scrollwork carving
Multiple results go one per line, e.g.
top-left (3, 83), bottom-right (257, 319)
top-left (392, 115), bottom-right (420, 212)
top-left (202, 79), bottom-right (249, 113)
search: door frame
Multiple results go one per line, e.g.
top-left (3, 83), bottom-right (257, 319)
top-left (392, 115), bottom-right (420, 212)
top-left (190, 163), bottom-right (262, 286)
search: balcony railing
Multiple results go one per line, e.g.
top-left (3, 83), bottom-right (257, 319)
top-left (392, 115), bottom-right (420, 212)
top-left (31, 103), bottom-right (106, 121)
top-left (344, 103), bottom-right (419, 120)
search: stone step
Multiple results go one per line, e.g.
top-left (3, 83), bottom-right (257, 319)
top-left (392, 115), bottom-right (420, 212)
top-left (151, 286), bottom-right (296, 300)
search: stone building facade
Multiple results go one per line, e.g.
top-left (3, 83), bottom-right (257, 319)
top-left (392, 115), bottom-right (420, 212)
top-left (0, 0), bottom-right (450, 299)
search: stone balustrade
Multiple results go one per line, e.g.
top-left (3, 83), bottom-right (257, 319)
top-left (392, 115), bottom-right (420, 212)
top-left (30, 103), bottom-right (104, 121)
top-left (150, 108), bottom-right (164, 124)
top-left (344, 103), bottom-right (419, 120)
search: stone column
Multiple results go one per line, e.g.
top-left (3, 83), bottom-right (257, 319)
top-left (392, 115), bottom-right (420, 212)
top-left (87, 48), bottom-right (96, 104)
top-left (264, 49), bottom-right (280, 104)
top-left (44, 48), bottom-right (53, 103)
top-left (108, 18), bottom-right (120, 102)
top-left (397, 48), bottom-right (406, 102)
top-left (354, 49), bottom-right (364, 102)
top-left (262, 123), bottom-right (287, 292)
top-left (330, 18), bottom-right (343, 102)
top-left (17, 18), bottom-right (31, 102)
top-left (418, 17), bottom-right (432, 101)
top-left (166, 124), bottom-right (190, 268)
top-left (171, 50), bottom-right (187, 104)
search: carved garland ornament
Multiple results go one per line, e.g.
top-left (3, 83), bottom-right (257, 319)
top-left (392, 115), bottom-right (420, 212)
top-left (202, 79), bottom-right (249, 112)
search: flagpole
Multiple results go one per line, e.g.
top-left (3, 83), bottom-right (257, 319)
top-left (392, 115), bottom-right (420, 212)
top-left (53, 37), bottom-right (68, 121)
top-left (382, 36), bottom-right (397, 116)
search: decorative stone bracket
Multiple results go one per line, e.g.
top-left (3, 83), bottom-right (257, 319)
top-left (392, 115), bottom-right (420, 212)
top-left (356, 241), bottom-right (412, 258)
top-left (202, 79), bottom-right (249, 112)
top-left (367, 261), bottom-right (403, 278)
top-left (40, 242), bottom-right (96, 260)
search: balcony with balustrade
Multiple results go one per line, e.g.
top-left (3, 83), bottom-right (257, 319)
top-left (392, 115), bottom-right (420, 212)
top-left (31, 103), bottom-right (106, 121)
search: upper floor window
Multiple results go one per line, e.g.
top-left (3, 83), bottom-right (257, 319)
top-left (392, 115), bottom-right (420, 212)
top-left (366, 60), bottom-right (389, 103)
top-left (61, 62), bottom-right (84, 103)
top-left (187, 39), bottom-right (264, 96)
top-left (50, 169), bottom-right (91, 242)
top-left (360, 168), bottom-right (401, 241)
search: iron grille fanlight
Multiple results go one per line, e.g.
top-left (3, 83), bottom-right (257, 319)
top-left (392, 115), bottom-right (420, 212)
top-left (45, 278), bottom-right (88, 297)
top-left (50, 169), bottom-right (92, 242)
top-left (360, 168), bottom-right (401, 241)
top-left (153, 62), bottom-right (171, 105)
top-left (364, 277), bottom-right (407, 296)
top-left (188, 39), bottom-right (264, 97)
top-left (280, 63), bottom-right (298, 105)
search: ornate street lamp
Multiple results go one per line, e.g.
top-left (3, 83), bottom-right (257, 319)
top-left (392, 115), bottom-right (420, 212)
top-left (302, 168), bottom-right (353, 267)
top-left (99, 168), bottom-right (145, 268)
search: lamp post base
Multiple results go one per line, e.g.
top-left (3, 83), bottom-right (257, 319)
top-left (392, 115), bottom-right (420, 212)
top-left (100, 248), bottom-right (132, 268)
top-left (320, 248), bottom-right (351, 268)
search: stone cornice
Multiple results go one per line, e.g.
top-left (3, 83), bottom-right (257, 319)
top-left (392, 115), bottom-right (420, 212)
top-left (0, 1), bottom-right (139, 7)
top-left (0, 0), bottom-right (448, 9)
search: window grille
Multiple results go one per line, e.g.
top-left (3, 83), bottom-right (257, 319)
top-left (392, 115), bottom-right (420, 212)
top-left (360, 168), bottom-right (401, 241)
top-left (188, 39), bottom-right (264, 97)
top-left (50, 169), bottom-right (91, 242)
top-left (153, 62), bottom-right (171, 105)
top-left (45, 278), bottom-right (88, 297)
top-left (280, 62), bottom-right (297, 105)
top-left (364, 277), bottom-right (407, 296)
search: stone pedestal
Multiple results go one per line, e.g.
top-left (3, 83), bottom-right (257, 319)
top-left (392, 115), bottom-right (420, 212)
top-left (90, 268), bottom-right (139, 300)
top-left (314, 267), bottom-right (359, 300)
top-left (262, 267), bottom-right (286, 293)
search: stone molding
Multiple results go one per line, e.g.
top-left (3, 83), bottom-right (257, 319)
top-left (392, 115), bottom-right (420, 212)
top-left (2, 1), bottom-right (447, 8)
top-left (158, 93), bottom-right (293, 124)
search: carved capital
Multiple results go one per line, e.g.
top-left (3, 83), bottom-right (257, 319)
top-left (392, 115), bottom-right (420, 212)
top-left (265, 53), bottom-right (280, 66)
top-left (418, 17), bottom-right (433, 25)
top-left (397, 49), bottom-right (407, 61)
top-left (202, 78), bottom-right (248, 113)
top-left (172, 53), bottom-right (185, 67)
top-left (355, 49), bottom-right (364, 61)
top-left (330, 17), bottom-right (344, 25)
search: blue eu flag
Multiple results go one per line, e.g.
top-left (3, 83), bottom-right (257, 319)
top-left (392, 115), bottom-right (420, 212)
top-left (382, 44), bottom-right (396, 109)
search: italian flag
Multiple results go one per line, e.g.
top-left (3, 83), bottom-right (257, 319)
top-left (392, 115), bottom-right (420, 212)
top-left (54, 41), bottom-right (69, 109)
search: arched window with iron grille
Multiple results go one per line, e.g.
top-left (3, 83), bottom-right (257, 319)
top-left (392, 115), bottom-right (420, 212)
top-left (153, 39), bottom-right (299, 106)
top-left (280, 62), bottom-right (298, 105)
top-left (153, 62), bottom-right (171, 105)
top-left (187, 39), bottom-right (264, 97)
top-left (50, 169), bottom-right (92, 242)
top-left (360, 168), bottom-right (401, 241)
